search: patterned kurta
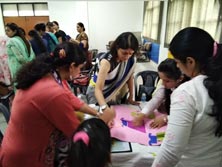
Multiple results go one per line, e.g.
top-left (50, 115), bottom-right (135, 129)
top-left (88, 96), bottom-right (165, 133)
top-left (6, 36), bottom-right (35, 80)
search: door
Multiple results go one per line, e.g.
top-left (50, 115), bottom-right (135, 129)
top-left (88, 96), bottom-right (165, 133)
top-left (3, 16), bottom-right (49, 39)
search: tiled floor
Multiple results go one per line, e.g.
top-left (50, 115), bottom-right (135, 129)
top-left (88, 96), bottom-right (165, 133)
top-left (0, 61), bottom-right (157, 135)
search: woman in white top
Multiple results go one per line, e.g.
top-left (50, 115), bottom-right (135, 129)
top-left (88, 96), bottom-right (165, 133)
top-left (152, 27), bottom-right (222, 167)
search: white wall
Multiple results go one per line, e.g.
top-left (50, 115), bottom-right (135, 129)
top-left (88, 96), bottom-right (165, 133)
top-left (0, 1), bottom-right (143, 52)
top-left (0, 0), bottom-right (168, 63)
top-left (48, 1), bottom-right (88, 40)
top-left (88, 1), bottom-right (143, 52)
top-left (159, 0), bottom-right (169, 63)
top-left (48, 1), bottom-right (143, 52)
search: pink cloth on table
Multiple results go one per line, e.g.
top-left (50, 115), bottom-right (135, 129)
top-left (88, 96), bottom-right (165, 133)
top-left (111, 105), bottom-right (167, 146)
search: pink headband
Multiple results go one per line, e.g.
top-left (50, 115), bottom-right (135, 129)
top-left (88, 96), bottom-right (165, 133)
top-left (73, 131), bottom-right (89, 146)
top-left (213, 41), bottom-right (218, 57)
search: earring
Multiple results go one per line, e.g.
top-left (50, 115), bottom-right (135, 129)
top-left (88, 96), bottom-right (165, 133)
top-left (70, 75), bottom-right (73, 80)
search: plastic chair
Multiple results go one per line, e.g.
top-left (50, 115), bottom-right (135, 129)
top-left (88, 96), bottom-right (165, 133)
top-left (71, 70), bottom-right (93, 95)
top-left (134, 70), bottom-right (159, 101)
top-left (0, 90), bottom-right (14, 111)
top-left (0, 103), bottom-right (10, 142)
top-left (71, 61), bottom-right (98, 96)
top-left (70, 52), bottom-right (106, 96)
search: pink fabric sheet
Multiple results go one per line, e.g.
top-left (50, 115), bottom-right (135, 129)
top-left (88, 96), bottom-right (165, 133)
top-left (111, 105), bottom-right (167, 146)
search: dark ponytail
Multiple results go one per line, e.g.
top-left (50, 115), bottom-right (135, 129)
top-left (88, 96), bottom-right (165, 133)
top-left (158, 58), bottom-right (182, 114)
top-left (28, 30), bottom-right (48, 54)
top-left (204, 43), bottom-right (222, 137)
top-left (169, 27), bottom-right (222, 137)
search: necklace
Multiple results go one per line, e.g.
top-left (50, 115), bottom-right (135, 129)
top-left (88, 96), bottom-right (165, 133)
top-left (51, 70), bottom-right (63, 87)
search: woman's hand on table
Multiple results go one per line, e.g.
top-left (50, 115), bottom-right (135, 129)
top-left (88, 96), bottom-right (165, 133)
top-left (132, 113), bottom-right (145, 126)
top-left (127, 97), bottom-right (140, 105)
top-left (150, 115), bottom-right (167, 129)
top-left (99, 106), bottom-right (116, 125)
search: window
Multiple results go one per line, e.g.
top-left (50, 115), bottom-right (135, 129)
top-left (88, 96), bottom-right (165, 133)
top-left (1, 3), bottom-right (48, 17)
top-left (142, 1), bottom-right (164, 43)
top-left (34, 4), bottom-right (49, 16)
top-left (18, 4), bottom-right (33, 16)
top-left (2, 4), bottom-right (18, 16)
top-left (165, 0), bottom-right (222, 45)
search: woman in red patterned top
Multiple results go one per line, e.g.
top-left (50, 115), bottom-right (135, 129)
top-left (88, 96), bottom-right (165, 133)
top-left (0, 42), bottom-right (115, 167)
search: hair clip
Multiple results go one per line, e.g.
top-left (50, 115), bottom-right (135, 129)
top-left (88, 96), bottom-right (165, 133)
top-left (73, 131), bottom-right (89, 146)
top-left (59, 48), bottom-right (66, 59)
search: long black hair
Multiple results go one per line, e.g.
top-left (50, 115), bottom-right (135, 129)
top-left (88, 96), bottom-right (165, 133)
top-left (5, 23), bottom-right (31, 56)
top-left (28, 29), bottom-right (48, 55)
top-left (109, 32), bottom-right (139, 62)
top-left (158, 58), bottom-right (188, 114)
top-left (68, 118), bottom-right (111, 167)
top-left (15, 42), bottom-right (86, 90)
top-left (169, 27), bottom-right (222, 137)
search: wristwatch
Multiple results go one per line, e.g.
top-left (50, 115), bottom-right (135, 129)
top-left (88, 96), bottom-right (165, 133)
top-left (98, 104), bottom-right (107, 116)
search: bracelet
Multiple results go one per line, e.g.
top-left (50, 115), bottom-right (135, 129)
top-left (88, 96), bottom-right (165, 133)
top-left (163, 116), bottom-right (168, 123)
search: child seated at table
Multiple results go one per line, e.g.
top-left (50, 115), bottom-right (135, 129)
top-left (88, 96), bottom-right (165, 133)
top-left (133, 58), bottom-right (189, 128)
top-left (68, 118), bottom-right (111, 167)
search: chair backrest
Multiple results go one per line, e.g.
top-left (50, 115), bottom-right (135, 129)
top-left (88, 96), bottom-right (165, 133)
top-left (0, 90), bottom-right (14, 111)
top-left (71, 56), bottom-right (99, 96)
top-left (134, 70), bottom-right (159, 101)
top-left (0, 103), bottom-right (10, 142)
top-left (70, 52), bottom-right (107, 96)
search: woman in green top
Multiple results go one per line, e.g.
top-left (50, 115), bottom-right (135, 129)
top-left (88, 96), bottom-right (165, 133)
top-left (5, 23), bottom-right (35, 87)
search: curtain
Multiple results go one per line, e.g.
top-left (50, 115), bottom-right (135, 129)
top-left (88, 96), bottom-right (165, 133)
top-left (165, 0), bottom-right (222, 45)
top-left (142, 1), bottom-right (163, 42)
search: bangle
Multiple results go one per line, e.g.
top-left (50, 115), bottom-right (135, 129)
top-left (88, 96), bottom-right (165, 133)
top-left (163, 116), bottom-right (168, 123)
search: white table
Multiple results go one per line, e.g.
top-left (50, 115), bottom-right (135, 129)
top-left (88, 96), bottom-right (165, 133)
top-left (111, 142), bottom-right (160, 167)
